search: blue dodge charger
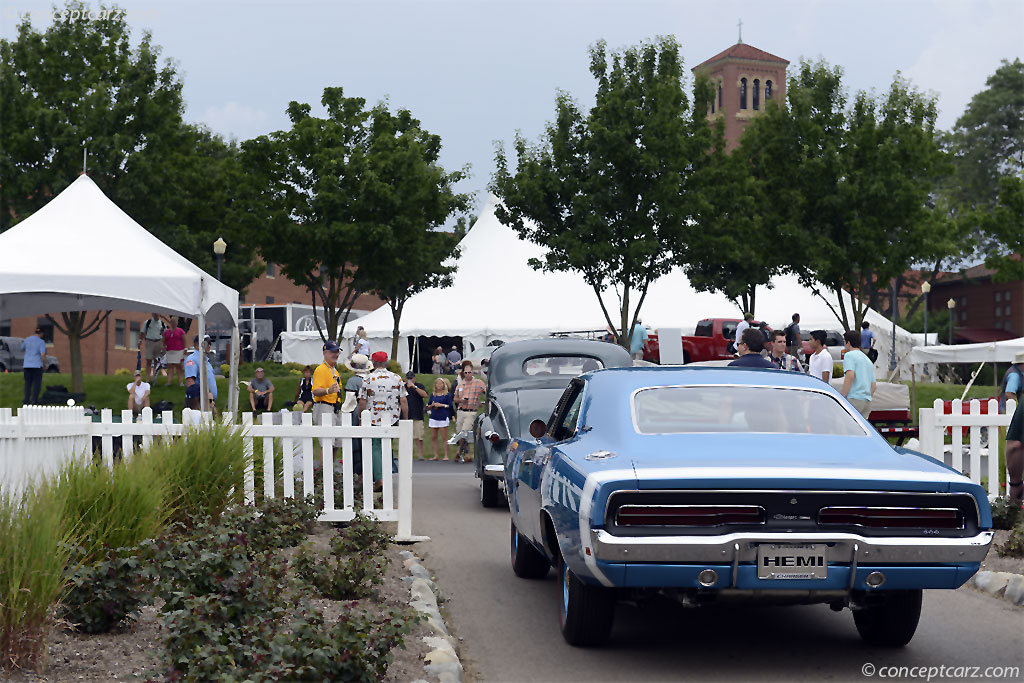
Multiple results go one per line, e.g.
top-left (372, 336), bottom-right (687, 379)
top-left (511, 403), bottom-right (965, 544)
top-left (505, 366), bottom-right (993, 647)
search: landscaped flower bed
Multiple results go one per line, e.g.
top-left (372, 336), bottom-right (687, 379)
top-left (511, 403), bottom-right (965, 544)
top-left (0, 424), bottom-right (434, 681)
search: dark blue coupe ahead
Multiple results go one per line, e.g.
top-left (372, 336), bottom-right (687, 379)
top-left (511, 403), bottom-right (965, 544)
top-left (506, 366), bottom-right (993, 647)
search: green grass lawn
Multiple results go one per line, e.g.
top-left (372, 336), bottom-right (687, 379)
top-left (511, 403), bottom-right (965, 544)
top-left (905, 382), bottom-right (1000, 418)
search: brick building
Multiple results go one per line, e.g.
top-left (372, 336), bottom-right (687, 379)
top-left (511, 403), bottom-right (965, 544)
top-left (926, 263), bottom-right (1024, 343)
top-left (692, 39), bottom-right (789, 150)
top-left (1, 261), bottom-right (384, 376)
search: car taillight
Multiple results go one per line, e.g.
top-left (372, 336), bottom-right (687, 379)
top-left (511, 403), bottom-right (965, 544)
top-left (818, 507), bottom-right (963, 529)
top-left (615, 505), bottom-right (764, 526)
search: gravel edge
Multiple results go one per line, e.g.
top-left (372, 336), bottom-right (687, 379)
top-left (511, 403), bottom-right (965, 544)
top-left (968, 570), bottom-right (1024, 607)
top-left (400, 550), bottom-right (464, 683)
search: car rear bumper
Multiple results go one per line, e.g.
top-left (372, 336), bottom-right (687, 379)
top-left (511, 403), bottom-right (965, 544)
top-left (591, 529), bottom-right (994, 565)
top-left (483, 464), bottom-right (503, 478)
top-left (592, 562), bottom-right (980, 591)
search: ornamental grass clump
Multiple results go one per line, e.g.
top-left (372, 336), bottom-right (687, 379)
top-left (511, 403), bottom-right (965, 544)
top-left (53, 454), bottom-right (168, 633)
top-left (0, 481), bottom-right (77, 672)
top-left (146, 423), bottom-right (251, 524)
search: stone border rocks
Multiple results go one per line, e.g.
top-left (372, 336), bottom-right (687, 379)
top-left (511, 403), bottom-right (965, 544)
top-left (969, 571), bottom-right (1024, 607)
top-left (401, 550), bottom-right (464, 683)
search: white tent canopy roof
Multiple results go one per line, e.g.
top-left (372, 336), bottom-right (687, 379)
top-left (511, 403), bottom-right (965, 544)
top-left (909, 337), bottom-right (1024, 365)
top-left (0, 175), bottom-right (238, 325)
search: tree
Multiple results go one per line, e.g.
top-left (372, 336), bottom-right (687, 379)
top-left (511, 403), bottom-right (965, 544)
top-left (44, 312), bottom-right (110, 393)
top-left (681, 81), bottom-right (785, 315)
top-left (978, 175), bottom-right (1024, 282)
top-left (743, 61), bottom-right (948, 330)
top-left (944, 58), bottom-right (1024, 208)
top-left (491, 37), bottom-right (702, 349)
top-left (356, 107), bottom-right (471, 359)
top-left (0, 3), bottom-right (264, 387)
top-left (245, 89), bottom-right (465, 346)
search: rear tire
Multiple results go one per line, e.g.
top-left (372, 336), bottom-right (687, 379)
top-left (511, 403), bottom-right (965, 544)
top-left (480, 477), bottom-right (499, 507)
top-left (510, 519), bottom-right (549, 579)
top-left (852, 590), bottom-right (922, 647)
top-left (559, 557), bottom-right (615, 646)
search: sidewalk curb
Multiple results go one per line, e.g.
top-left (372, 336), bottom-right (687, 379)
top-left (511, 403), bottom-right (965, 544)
top-left (401, 550), bottom-right (464, 683)
top-left (969, 571), bottom-right (1024, 607)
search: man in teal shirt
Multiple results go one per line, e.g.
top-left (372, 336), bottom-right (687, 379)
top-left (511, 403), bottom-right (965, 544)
top-left (629, 318), bottom-right (649, 360)
top-left (840, 329), bottom-right (876, 417)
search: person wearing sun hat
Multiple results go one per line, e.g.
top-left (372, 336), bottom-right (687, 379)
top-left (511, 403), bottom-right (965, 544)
top-left (357, 351), bottom-right (408, 490)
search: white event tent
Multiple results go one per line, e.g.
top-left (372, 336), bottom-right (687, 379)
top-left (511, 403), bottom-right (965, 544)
top-left (281, 196), bottom-right (918, 377)
top-left (0, 175), bottom-right (240, 413)
top-left (909, 337), bottom-right (1024, 365)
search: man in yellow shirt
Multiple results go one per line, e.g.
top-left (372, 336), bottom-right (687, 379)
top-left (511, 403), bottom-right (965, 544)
top-left (312, 341), bottom-right (343, 450)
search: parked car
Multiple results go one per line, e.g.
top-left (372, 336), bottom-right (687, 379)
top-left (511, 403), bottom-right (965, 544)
top-left (505, 365), bottom-right (993, 647)
top-left (799, 329), bottom-right (845, 364)
top-left (644, 318), bottom-right (770, 364)
top-left (0, 336), bottom-right (61, 373)
top-left (473, 339), bottom-right (631, 507)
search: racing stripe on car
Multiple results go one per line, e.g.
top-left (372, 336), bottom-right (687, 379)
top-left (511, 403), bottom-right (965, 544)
top-left (579, 468), bottom-right (635, 587)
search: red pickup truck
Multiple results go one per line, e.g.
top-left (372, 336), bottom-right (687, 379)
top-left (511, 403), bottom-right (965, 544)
top-left (643, 318), bottom-right (769, 364)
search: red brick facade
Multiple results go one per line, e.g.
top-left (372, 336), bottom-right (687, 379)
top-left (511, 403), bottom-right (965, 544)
top-left (692, 42), bottom-right (789, 151)
top-left (927, 264), bottom-right (1024, 342)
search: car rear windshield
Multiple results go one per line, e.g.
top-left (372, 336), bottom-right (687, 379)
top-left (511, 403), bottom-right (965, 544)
top-left (522, 356), bottom-right (603, 376)
top-left (632, 386), bottom-right (867, 436)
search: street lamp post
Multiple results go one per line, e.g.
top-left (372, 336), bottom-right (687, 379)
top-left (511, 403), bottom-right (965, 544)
top-left (890, 279), bottom-right (897, 372)
top-left (921, 281), bottom-right (931, 345)
top-left (947, 297), bottom-right (956, 345)
top-left (213, 237), bottom-right (227, 282)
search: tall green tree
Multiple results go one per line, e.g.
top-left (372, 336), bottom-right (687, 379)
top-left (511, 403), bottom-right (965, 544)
top-left (357, 107), bottom-right (471, 359)
top-left (743, 61), bottom-right (948, 330)
top-left (682, 79), bottom-right (785, 315)
top-left (978, 175), bottom-right (1024, 282)
top-left (491, 37), bottom-right (702, 348)
top-left (0, 3), bottom-right (263, 390)
top-left (245, 89), bottom-right (466, 346)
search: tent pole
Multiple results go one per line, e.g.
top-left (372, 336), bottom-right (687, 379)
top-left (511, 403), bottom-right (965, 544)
top-left (228, 324), bottom-right (240, 418)
top-left (911, 364), bottom-right (917, 425)
top-left (198, 311), bottom-right (209, 414)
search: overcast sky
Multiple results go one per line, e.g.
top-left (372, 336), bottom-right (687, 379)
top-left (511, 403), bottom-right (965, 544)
top-left (3, 0), bottom-right (1021, 213)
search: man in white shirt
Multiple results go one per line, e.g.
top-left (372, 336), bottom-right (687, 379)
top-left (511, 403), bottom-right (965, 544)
top-left (807, 330), bottom-right (833, 383)
top-left (126, 370), bottom-right (151, 416)
top-left (734, 313), bottom-right (754, 348)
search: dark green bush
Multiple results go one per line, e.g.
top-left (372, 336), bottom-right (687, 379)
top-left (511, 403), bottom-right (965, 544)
top-left (990, 496), bottom-right (1024, 530)
top-left (335, 510), bottom-right (392, 556)
top-left (997, 525), bottom-right (1024, 558)
top-left (294, 540), bottom-right (387, 600)
top-left (60, 547), bottom-right (149, 634)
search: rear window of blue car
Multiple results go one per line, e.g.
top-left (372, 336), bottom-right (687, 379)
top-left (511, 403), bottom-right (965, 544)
top-left (632, 386), bottom-right (867, 436)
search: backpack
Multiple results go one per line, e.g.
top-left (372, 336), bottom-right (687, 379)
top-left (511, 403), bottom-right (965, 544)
top-left (784, 323), bottom-right (798, 347)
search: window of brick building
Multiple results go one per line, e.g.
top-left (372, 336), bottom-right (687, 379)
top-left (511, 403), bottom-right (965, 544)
top-left (114, 319), bottom-right (126, 348)
top-left (266, 262), bottom-right (275, 278)
top-left (765, 80), bottom-right (773, 100)
top-left (740, 78), bottom-right (747, 109)
top-left (753, 79), bottom-right (760, 110)
top-left (35, 317), bottom-right (54, 343)
top-left (0, 319), bottom-right (9, 336)
top-left (129, 321), bottom-right (141, 349)
top-left (996, 291), bottom-right (1002, 302)
top-left (718, 82), bottom-right (723, 110)
top-left (266, 296), bottom-right (275, 304)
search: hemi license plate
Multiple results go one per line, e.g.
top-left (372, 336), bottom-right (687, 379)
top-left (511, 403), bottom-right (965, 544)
top-left (757, 544), bottom-right (828, 579)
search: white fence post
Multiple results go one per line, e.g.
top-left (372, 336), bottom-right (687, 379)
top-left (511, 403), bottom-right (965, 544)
top-left (918, 398), bottom-right (1016, 498)
top-left (1, 403), bottom-right (425, 538)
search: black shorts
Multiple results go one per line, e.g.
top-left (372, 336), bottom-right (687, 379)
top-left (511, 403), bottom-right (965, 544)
top-left (1008, 400), bottom-right (1023, 443)
top-left (254, 396), bottom-right (270, 411)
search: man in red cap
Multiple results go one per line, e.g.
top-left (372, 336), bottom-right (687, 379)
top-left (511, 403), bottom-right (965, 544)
top-left (357, 351), bottom-right (408, 490)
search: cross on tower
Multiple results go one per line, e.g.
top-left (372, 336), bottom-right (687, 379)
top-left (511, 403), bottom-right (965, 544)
top-left (737, 18), bottom-right (743, 43)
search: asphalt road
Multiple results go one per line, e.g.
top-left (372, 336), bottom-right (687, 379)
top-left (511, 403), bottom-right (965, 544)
top-left (408, 461), bottom-right (1024, 683)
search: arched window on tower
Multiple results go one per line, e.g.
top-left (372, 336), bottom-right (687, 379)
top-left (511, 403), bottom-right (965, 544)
top-left (718, 82), bottom-right (723, 111)
top-left (753, 79), bottom-right (760, 110)
top-left (740, 78), bottom-right (747, 110)
top-left (765, 80), bottom-right (773, 100)
top-left (711, 96), bottom-right (715, 114)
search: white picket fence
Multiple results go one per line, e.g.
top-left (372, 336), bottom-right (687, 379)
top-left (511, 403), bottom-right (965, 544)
top-left (0, 405), bottom-right (425, 542)
top-left (918, 398), bottom-right (1017, 498)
